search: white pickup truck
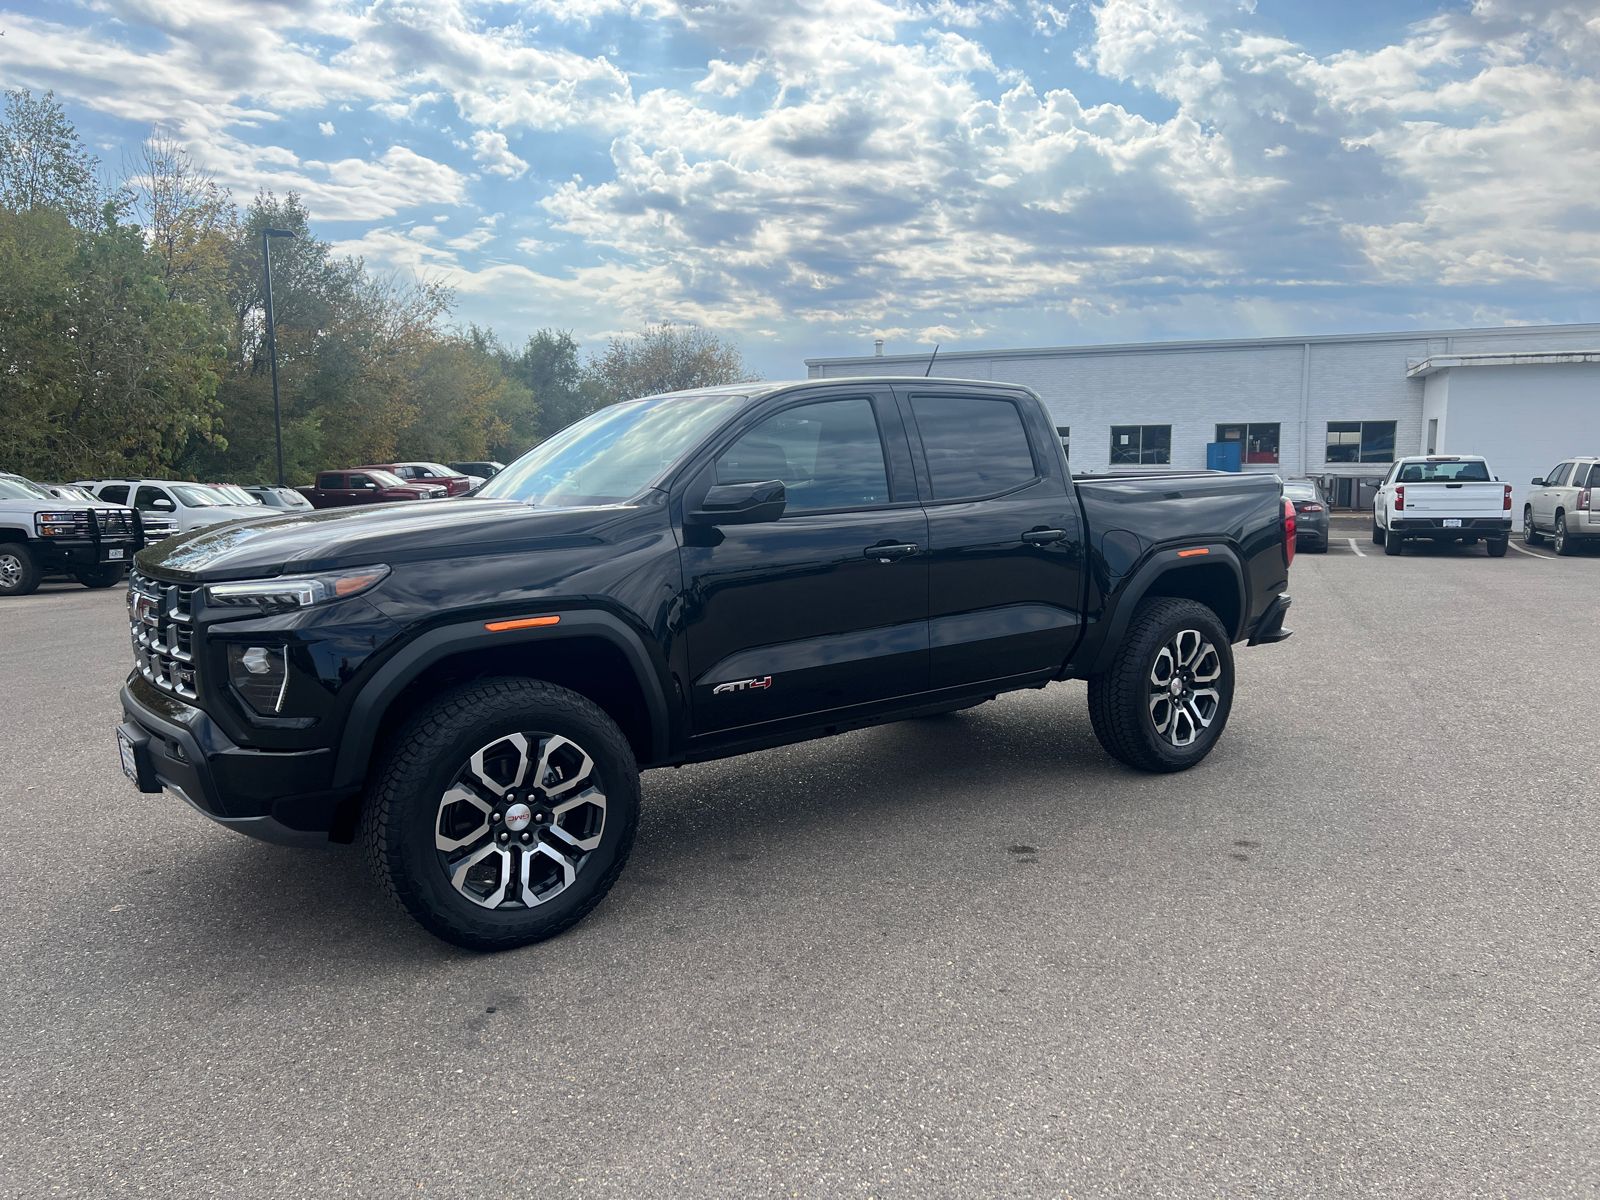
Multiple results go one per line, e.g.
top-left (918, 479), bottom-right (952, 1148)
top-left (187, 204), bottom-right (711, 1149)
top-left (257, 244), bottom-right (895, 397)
top-left (1373, 456), bottom-right (1512, 557)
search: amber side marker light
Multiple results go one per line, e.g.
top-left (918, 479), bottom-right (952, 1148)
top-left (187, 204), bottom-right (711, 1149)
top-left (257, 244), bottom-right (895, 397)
top-left (485, 615), bottom-right (561, 632)
top-left (1177, 547), bottom-right (1210, 558)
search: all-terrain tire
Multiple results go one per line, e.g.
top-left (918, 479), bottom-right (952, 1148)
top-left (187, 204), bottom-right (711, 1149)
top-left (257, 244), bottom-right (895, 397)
top-left (1487, 537), bottom-right (1508, 557)
top-left (0, 543), bottom-right (42, 597)
top-left (1554, 515), bottom-right (1576, 556)
top-left (1524, 507), bottom-right (1543, 545)
top-left (1372, 520), bottom-right (1384, 546)
top-left (74, 564), bottom-right (124, 589)
top-left (1086, 597), bottom-right (1235, 774)
top-left (361, 678), bottom-right (640, 952)
top-left (1384, 526), bottom-right (1404, 555)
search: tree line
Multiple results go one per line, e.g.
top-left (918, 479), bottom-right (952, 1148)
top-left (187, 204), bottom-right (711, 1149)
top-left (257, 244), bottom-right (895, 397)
top-left (0, 90), bottom-right (758, 485)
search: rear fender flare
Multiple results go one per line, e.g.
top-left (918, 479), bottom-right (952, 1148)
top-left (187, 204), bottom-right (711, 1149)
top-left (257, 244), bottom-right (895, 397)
top-left (1084, 545), bottom-right (1248, 676)
top-left (331, 609), bottom-right (671, 788)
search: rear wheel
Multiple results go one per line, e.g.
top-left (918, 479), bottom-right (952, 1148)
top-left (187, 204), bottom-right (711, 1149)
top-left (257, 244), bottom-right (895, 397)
top-left (362, 678), bottom-right (640, 952)
top-left (1554, 515), bottom-right (1575, 556)
top-left (0, 544), bottom-right (41, 597)
top-left (1524, 507), bottom-right (1543, 545)
top-left (1384, 525), bottom-right (1404, 555)
top-left (1087, 597), bottom-right (1234, 773)
top-left (1487, 537), bottom-right (1508, 557)
top-left (74, 564), bottom-right (124, 589)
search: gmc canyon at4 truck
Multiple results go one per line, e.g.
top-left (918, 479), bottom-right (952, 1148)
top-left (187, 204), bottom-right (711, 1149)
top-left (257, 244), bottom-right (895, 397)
top-left (116, 378), bottom-right (1295, 950)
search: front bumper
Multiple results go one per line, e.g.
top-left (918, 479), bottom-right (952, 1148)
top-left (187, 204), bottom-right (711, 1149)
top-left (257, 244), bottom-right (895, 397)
top-left (119, 673), bottom-right (347, 848)
top-left (36, 539), bottom-right (136, 570)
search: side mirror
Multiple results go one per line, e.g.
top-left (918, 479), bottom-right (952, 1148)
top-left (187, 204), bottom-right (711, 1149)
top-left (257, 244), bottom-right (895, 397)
top-left (151, 498), bottom-right (176, 511)
top-left (364, 482), bottom-right (378, 490)
top-left (1531, 477), bottom-right (1544, 485)
top-left (691, 480), bottom-right (786, 525)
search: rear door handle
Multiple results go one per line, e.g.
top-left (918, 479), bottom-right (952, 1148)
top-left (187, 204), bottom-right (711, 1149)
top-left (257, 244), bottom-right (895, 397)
top-left (1021, 529), bottom-right (1067, 545)
top-left (865, 542), bottom-right (919, 562)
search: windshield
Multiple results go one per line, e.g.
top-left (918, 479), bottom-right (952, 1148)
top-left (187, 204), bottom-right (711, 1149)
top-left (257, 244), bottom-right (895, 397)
top-left (50, 485), bottom-right (97, 502)
top-left (170, 485), bottom-right (226, 507)
top-left (0, 477), bottom-right (50, 500)
top-left (363, 470), bottom-right (406, 488)
top-left (264, 488), bottom-right (311, 508)
top-left (1396, 460), bottom-right (1492, 483)
top-left (218, 485), bottom-right (262, 505)
top-left (419, 463), bottom-right (457, 476)
top-left (481, 395), bottom-right (750, 507)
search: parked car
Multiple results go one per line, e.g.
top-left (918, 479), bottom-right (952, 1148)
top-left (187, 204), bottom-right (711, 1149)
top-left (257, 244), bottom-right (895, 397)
top-left (0, 473), bottom-right (143, 595)
top-left (299, 469), bottom-right (446, 509)
top-left (85, 479), bottom-right (268, 536)
top-left (244, 485), bottom-right (315, 512)
top-left (1524, 456), bottom-right (1600, 556)
top-left (448, 461), bottom-right (504, 481)
top-left (209, 483), bottom-right (266, 507)
top-left (35, 482), bottom-right (100, 503)
top-left (116, 377), bottom-right (1294, 950)
top-left (1282, 479), bottom-right (1328, 552)
top-left (360, 461), bottom-right (474, 495)
top-left (1373, 456), bottom-right (1511, 556)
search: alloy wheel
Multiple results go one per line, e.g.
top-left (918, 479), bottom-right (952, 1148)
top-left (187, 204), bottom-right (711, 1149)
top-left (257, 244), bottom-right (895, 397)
top-left (1524, 507), bottom-right (1538, 544)
top-left (434, 731), bottom-right (608, 911)
top-left (0, 553), bottom-right (21, 591)
top-left (1147, 628), bottom-right (1223, 748)
top-left (1554, 517), bottom-right (1567, 554)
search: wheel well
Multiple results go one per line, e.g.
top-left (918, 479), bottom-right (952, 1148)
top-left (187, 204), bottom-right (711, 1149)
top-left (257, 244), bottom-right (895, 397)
top-left (1140, 563), bottom-right (1243, 639)
top-left (367, 635), bottom-right (655, 774)
top-left (0, 530), bottom-right (27, 546)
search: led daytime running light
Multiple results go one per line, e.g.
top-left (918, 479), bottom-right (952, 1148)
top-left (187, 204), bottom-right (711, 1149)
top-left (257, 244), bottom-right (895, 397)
top-left (206, 565), bottom-right (390, 609)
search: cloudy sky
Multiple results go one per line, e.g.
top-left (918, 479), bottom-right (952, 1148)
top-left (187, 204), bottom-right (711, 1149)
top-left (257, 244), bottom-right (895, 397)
top-left (4, 0), bottom-right (1598, 376)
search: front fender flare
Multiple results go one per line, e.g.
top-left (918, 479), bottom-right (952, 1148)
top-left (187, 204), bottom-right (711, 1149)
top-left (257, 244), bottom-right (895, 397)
top-left (330, 609), bottom-right (672, 788)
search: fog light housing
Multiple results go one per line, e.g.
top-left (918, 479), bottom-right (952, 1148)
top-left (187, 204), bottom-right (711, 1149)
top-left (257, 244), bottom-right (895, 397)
top-left (228, 644), bottom-right (289, 715)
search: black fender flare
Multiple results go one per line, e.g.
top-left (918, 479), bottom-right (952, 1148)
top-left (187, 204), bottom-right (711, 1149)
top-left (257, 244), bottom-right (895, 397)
top-left (330, 609), bottom-right (673, 788)
top-left (1082, 543), bottom-right (1248, 676)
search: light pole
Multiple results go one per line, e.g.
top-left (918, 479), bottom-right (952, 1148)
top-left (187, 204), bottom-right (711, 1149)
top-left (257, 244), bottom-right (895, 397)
top-left (262, 228), bottom-right (295, 487)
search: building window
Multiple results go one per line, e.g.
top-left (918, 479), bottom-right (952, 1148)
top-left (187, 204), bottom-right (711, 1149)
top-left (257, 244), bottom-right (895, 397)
top-left (1326, 420), bottom-right (1396, 464)
top-left (1216, 423), bottom-right (1280, 464)
top-left (1111, 424), bottom-right (1171, 465)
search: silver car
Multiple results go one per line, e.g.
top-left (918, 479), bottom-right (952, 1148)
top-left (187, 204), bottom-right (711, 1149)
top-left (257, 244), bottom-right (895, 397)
top-left (1524, 456), bottom-right (1600, 555)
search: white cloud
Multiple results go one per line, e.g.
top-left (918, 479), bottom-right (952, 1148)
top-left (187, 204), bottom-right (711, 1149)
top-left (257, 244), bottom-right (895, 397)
top-left (469, 130), bottom-right (529, 179)
top-left (319, 121), bottom-right (336, 136)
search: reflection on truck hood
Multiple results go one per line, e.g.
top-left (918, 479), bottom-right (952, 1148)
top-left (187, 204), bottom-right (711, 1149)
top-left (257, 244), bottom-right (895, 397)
top-left (134, 497), bottom-right (625, 582)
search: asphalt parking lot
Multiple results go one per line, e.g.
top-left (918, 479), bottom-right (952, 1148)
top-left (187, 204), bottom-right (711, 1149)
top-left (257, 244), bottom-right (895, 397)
top-left (3, 545), bottom-right (1598, 1199)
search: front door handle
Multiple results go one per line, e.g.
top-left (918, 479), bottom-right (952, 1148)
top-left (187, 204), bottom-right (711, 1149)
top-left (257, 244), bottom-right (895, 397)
top-left (1021, 528), bottom-right (1067, 545)
top-left (865, 542), bottom-right (919, 562)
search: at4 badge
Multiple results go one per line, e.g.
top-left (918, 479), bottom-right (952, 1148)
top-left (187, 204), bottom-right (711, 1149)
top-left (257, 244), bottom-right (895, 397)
top-left (712, 676), bottom-right (773, 695)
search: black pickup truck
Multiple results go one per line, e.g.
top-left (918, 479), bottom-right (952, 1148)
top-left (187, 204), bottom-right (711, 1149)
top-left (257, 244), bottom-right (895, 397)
top-left (116, 378), bottom-right (1294, 950)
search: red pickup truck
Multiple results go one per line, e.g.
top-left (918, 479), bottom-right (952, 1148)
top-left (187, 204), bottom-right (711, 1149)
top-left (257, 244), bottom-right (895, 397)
top-left (299, 470), bottom-right (446, 509)
top-left (358, 462), bottom-right (474, 497)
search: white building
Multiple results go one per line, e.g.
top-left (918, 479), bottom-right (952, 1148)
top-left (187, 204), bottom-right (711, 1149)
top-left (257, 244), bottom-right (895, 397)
top-left (805, 323), bottom-right (1600, 517)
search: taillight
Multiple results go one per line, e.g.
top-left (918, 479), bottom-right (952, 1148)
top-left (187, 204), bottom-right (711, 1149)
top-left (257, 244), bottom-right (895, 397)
top-left (1395, 485), bottom-right (1404, 510)
top-left (1581, 489), bottom-right (1592, 511)
top-left (1505, 484), bottom-right (1514, 511)
top-left (1295, 501), bottom-right (1324, 513)
top-left (1283, 497), bottom-right (1296, 566)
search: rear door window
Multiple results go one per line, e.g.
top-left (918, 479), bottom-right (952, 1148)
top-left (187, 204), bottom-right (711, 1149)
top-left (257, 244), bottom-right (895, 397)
top-left (910, 395), bottom-right (1038, 500)
top-left (320, 474), bottom-right (346, 490)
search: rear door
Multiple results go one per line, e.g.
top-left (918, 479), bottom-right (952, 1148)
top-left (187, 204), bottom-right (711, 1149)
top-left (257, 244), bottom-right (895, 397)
top-left (895, 387), bottom-right (1085, 690)
top-left (679, 388), bottom-right (928, 738)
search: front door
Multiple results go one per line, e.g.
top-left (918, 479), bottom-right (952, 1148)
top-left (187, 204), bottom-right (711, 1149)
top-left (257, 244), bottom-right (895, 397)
top-left (896, 388), bottom-right (1085, 690)
top-left (1535, 463), bottom-right (1570, 527)
top-left (680, 390), bottom-right (928, 738)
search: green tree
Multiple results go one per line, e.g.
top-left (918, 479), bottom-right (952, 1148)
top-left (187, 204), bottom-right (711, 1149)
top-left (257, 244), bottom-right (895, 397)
top-left (586, 322), bottom-right (758, 407)
top-left (0, 89), bottom-right (107, 227)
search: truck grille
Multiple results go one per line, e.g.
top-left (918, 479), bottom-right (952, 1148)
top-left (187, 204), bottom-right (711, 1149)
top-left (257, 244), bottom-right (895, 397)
top-left (95, 508), bottom-right (137, 539)
top-left (128, 571), bottom-right (200, 700)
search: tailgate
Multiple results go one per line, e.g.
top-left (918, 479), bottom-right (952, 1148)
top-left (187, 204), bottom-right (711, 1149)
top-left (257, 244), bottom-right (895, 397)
top-left (1403, 483), bottom-right (1504, 516)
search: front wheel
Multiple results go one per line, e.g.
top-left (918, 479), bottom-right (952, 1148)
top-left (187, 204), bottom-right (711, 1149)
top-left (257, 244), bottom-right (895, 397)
top-left (1524, 507), bottom-right (1543, 545)
top-left (362, 678), bottom-right (640, 951)
top-left (1372, 519), bottom-right (1384, 546)
top-left (0, 543), bottom-right (41, 597)
top-left (1087, 597), bottom-right (1235, 773)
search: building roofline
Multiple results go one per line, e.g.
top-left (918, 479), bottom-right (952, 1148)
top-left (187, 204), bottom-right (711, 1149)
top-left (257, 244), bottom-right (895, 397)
top-left (804, 321), bottom-right (1600, 368)
top-left (1404, 349), bottom-right (1600, 378)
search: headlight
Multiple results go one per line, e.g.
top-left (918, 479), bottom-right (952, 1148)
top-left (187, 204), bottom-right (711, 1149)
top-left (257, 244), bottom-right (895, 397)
top-left (206, 565), bottom-right (390, 611)
top-left (228, 644), bottom-right (289, 715)
top-left (34, 511), bottom-right (81, 536)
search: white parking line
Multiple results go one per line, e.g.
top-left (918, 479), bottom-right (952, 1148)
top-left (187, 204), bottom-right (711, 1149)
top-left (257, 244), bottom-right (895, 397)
top-left (1508, 540), bottom-right (1552, 560)
top-left (1347, 538), bottom-right (1366, 557)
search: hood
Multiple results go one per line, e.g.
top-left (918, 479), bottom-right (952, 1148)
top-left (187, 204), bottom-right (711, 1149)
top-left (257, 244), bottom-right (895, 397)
top-left (135, 496), bottom-right (633, 582)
